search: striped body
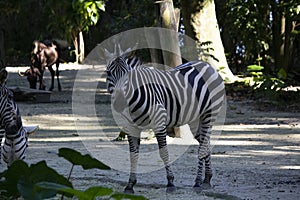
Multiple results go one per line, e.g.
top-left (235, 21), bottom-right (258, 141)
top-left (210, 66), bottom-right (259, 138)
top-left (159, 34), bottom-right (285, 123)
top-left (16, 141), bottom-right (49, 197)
top-left (0, 83), bottom-right (28, 167)
top-left (112, 61), bottom-right (224, 136)
top-left (105, 47), bottom-right (225, 193)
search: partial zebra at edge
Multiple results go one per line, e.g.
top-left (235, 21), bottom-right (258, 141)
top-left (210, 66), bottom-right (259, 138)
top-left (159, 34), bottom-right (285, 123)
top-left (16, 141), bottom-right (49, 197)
top-left (0, 69), bottom-right (33, 167)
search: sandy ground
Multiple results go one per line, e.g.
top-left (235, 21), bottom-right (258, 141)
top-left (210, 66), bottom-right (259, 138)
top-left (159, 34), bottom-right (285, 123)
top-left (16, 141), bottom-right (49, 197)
top-left (1, 64), bottom-right (300, 200)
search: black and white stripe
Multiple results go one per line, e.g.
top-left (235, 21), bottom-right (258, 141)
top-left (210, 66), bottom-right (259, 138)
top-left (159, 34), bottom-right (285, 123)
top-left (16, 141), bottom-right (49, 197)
top-left (105, 47), bottom-right (226, 193)
top-left (0, 69), bottom-right (28, 167)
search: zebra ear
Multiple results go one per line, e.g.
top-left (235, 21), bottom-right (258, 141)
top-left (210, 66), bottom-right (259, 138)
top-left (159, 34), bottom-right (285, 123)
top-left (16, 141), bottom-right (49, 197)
top-left (0, 68), bottom-right (8, 84)
top-left (117, 44), bottom-right (121, 55)
top-left (123, 43), bottom-right (138, 58)
top-left (104, 48), bottom-right (114, 62)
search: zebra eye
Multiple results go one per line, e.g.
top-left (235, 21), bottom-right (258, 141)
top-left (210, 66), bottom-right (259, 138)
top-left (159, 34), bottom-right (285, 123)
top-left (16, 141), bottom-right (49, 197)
top-left (8, 92), bottom-right (14, 99)
top-left (106, 70), bottom-right (111, 76)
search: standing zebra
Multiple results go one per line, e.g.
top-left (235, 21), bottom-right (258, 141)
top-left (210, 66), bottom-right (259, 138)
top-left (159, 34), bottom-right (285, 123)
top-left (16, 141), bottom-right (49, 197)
top-left (105, 45), bottom-right (226, 193)
top-left (0, 68), bottom-right (28, 167)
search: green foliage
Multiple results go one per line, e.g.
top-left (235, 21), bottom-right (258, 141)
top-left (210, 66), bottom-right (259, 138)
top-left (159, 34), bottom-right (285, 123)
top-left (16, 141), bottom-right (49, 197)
top-left (217, 0), bottom-right (300, 77)
top-left (58, 147), bottom-right (110, 170)
top-left (225, 0), bottom-right (272, 62)
top-left (47, 0), bottom-right (105, 41)
top-left (0, 160), bottom-right (72, 199)
top-left (71, 0), bottom-right (105, 31)
top-left (197, 41), bottom-right (220, 62)
top-left (247, 65), bottom-right (264, 78)
top-left (111, 193), bottom-right (149, 200)
top-left (37, 182), bottom-right (148, 200)
top-left (0, 148), bottom-right (147, 200)
top-left (246, 64), bottom-right (288, 101)
top-left (37, 182), bottom-right (113, 200)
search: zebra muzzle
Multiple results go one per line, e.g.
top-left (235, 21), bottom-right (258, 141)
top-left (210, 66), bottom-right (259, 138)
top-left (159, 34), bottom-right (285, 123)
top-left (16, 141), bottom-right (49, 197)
top-left (5, 124), bottom-right (19, 136)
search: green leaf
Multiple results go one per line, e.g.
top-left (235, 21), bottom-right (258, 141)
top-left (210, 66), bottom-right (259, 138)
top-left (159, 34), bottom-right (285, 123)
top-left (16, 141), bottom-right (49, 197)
top-left (84, 186), bottom-right (113, 197)
top-left (0, 160), bottom-right (72, 199)
top-left (111, 193), bottom-right (149, 200)
top-left (277, 68), bottom-right (287, 79)
top-left (37, 182), bottom-right (114, 200)
top-left (58, 148), bottom-right (111, 170)
top-left (19, 161), bottom-right (72, 200)
top-left (0, 160), bottom-right (29, 198)
top-left (37, 182), bottom-right (87, 199)
top-left (247, 65), bottom-right (264, 72)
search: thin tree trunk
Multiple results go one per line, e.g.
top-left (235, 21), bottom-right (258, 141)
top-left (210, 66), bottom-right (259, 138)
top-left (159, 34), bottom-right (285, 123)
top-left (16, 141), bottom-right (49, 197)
top-left (159, 0), bottom-right (182, 67)
top-left (78, 31), bottom-right (85, 64)
top-left (283, 14), bottom-right (294, 72)
top-left (73, 34), bottom-right (79, 63)
top-left (271, 0), bottom-right (283, 71)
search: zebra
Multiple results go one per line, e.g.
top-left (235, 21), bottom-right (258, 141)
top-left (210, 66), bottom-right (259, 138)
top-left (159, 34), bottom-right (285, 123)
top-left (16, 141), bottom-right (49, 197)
top-left (104, 45), bottom-right (226, 193)
top-left (0, 68), bottom-right (28, 167)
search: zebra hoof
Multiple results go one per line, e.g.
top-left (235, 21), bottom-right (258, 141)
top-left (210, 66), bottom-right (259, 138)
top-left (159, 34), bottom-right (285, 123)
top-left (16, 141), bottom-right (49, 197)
top-left (202, 182), bottom-right (212, 189)
top-left (124, 186), bottom-right (134, 194)
top-left (193, 182), bottom-right (212, 190)
top-left (193, 182), bottom-right (202, 189)
top-left (166, 185), bottom-right (176, 193)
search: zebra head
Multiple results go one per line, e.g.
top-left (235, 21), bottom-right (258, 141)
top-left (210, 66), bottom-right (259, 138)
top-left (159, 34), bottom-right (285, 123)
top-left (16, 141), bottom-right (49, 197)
top-left (0, 69), bottom-right (22, 136)
top-left (104, 44), bottom-right (137, 94)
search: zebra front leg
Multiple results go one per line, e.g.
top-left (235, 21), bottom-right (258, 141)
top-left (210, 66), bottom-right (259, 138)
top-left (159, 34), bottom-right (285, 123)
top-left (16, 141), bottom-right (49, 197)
top-left (156, 135), bottom-right (176, 192)
top-left (124, 135), bottom-right (140, 194)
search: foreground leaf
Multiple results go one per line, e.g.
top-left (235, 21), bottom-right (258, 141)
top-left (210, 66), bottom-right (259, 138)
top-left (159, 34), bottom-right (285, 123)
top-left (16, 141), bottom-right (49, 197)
top-left (0, 160), bottom-right (72, 200)
top-left (58, 148), bottom-right (111, 170)
top-left (111, 193), bottom-right (149, 200)
top-left (37, 182), bottom-right (113, 200)
top-left (0, 160), bottom-right (29, 198)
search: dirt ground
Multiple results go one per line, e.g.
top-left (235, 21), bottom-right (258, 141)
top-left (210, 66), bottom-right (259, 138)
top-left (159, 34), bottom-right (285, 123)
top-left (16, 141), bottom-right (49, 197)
top-left (2, 64), bottom-right (300, 200)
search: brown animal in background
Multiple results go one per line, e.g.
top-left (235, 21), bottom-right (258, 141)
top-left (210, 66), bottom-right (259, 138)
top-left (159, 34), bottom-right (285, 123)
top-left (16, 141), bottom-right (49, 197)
top-left (20, 40), bottom-right (61, 91)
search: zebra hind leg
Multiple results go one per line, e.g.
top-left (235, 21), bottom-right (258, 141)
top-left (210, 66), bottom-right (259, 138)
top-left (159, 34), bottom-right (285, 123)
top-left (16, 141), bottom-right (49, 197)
top-left (193, 122), bottom-right (213, 189)
top-left (124, 135), bottom-right (140, 194)
top-left (194, 154), bottom-right (212, 189)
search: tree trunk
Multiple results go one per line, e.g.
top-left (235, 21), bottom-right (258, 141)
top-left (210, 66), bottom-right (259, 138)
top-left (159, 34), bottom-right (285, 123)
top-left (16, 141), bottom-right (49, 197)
top-left (72, 33), bottom-right (79, 63)
top-left (271, 0), bottom-right (296, 73)
top-left (271, 0), bottom-right (284, 71)
top-left (78, 31), bottom-right (85, 64)
top-left (283, 13), bottom-right (294, 72)
top-left (181, 0), bottom-right (236, 82)
top-left (146, 0), bottom-right (181, 68)
top-left (72, 31), bottom-right (85, 64)
top-left (159, 0), bottom-right (182, 67)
